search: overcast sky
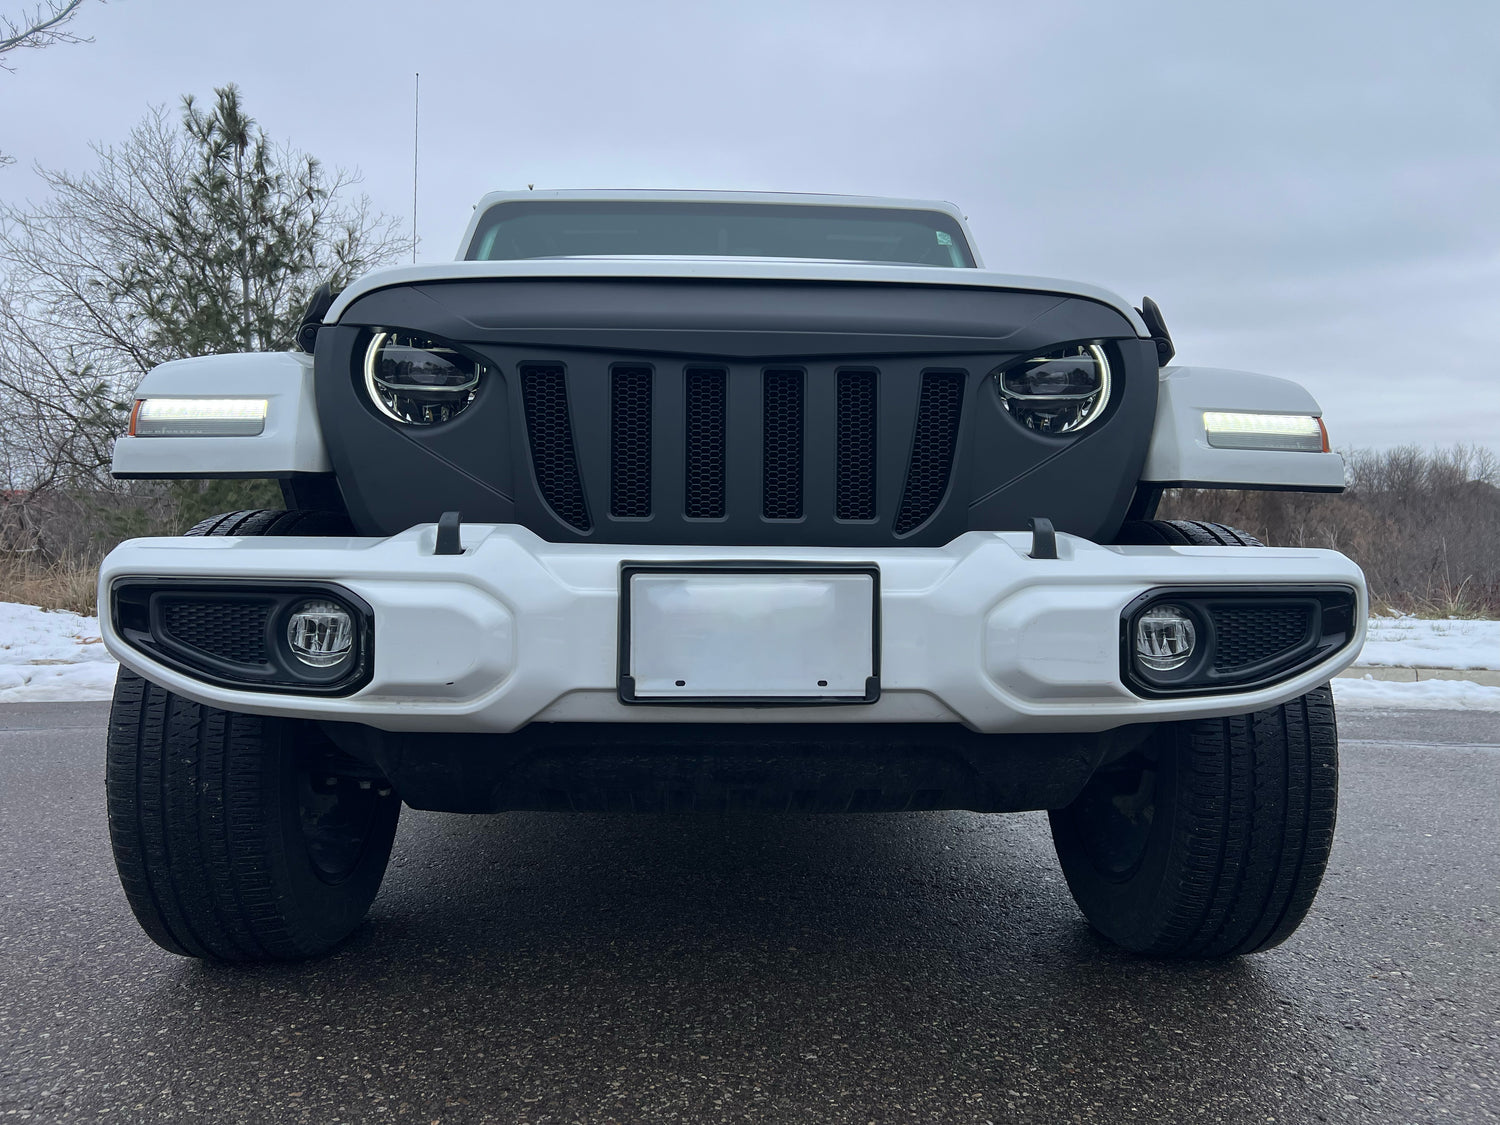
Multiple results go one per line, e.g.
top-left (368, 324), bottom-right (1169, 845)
top-left (3, 0), bottom-right (1496, 450)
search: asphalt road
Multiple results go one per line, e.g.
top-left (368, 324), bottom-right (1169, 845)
top-left (1, 703), bottom-right (1496, 1124)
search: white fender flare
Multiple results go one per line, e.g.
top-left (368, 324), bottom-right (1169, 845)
top-left (1141, 366), bottom-right (1346, 491)
top-left (111, 352), bottom-right (330, 479)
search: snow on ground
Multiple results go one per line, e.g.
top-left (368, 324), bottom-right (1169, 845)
top-left (1332, 675), bottom-right (1500, 711)
top-left (1359, 616), bottom-right (1500, 670)
top-left (0, 603), bottom-right (119, 703)
top-left (1, 602), bottom-right (1498, 706)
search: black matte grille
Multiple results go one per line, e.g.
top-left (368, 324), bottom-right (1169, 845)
top-left (762, 369), bottom-right (804, 520)
top-left (522, 360), bottom-right (971, 541)
top-left (894, 372), bottom-right (965, 535)
top-left (521, 364), bottom-right (591, 531)
top-left (835, 370), bottom-right (877, 520)
top-left (685, 368), bottom-right (727, 519)
top-left (160, 600), bottom-right (269, 666)
top-left (1212, 606), bottom-right (1313, 672)
top-left (610, 366), bottom-right (652, 518)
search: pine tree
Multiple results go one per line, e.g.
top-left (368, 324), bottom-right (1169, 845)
top-left (0, 85), bottom-right (405, 543)
top-left (110, 84), bottom-right (390, 362)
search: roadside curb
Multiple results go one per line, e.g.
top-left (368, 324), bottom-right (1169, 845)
top-left (1338, 666), bottom-right (1500, 686)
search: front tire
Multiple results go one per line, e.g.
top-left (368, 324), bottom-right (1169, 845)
top-left (106, 672), bottom-right (400, 961)
top-left (1051, 686), bottom-right (1338, 959)
top-left (105, 508), bottom-right (397, 962)
top-left (1115, 518), bottom-right (1264, 549)
top-left (1055, 517), bottom-right (1339, 958)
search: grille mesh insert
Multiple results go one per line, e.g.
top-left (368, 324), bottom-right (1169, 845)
top-left (1211, 605), bottom-right (1313, 672)
top-left (836, 370), bottom-right (877, 520)
top-left (684, 368), bottom-right (727, 519)
top-left (520, 364), bottom-right (591, 531)
top-left (509, 360), bottom-right (975, 537)
top-left (762, 369), bottom-right (804, 520)
top-left (160, 600), bottom-right (269, 666)
top-left (610, 366), bottom-right (653, 518)
top-left (894, 372), bottom-right (965, 534)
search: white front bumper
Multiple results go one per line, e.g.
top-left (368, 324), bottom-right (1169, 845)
top-left (98, 525), bottom-right (1367, 734)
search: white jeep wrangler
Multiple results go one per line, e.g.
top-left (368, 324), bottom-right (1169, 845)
top-left (100, 190), bottom-right (1364, 961)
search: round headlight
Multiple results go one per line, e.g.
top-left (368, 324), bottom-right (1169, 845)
top-left (995, 343), bottom-right (1110, 434)
top-left (364, 331), bottom-right (483, 425)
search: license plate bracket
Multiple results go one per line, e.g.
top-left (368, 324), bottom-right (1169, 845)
top-left (619, 563), bottom-right (880, 705)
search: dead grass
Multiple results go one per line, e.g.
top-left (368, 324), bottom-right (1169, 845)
top-left (0, 553), bottom-right (99, 616)
top-left (1370, 590), bottom-right (1500, 620)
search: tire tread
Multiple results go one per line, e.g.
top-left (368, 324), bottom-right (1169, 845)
top-left (106, 509), bottom-right (392, 962)
top-left (1052, 685), bottom-right (1338, 958)
top-left (1052, 515), bottom-right (1337, 958)
top-left (1116, 519), bottom-right (1264, 549)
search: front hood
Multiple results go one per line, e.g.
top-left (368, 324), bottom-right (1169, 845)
top-left (325, 257), bottom-right (1149, 336)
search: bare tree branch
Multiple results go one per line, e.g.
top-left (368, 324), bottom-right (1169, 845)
top-left (0, 1), bottom-right (103, 163)
top-left (0, 88), bottom-right (408, 533)
top-left (1160, 445), bottom-right (1500, 615)
top-left (0, 1), bottom-right (98, 71)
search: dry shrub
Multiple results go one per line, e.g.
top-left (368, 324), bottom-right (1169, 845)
top-left (1160, 445), bottom-right (1500, 618)
top-left (0, 553), bottom-right (99, 615)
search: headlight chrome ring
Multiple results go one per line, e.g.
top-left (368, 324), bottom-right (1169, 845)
top-left (994, 343), bottom-right (1111, 435)
top-left (363, 330), bottom-right (484, 425)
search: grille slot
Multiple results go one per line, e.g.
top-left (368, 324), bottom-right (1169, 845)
top-left (684, 368), bottom-right (727, 519)
top-left (160, 600), bottom-right (269, 666)
top-left (510, 359), bottom-right (974, 539)
top-left (894, 371), bottom-right (965, 535)
top-left (520, 364), bottom-right (591, 532)
top-left (610, 366), bottom-right (653, 518)
top-left (1211, 606), bottom-right (1313, 672)
top-left (835, 370), bottom-right (877, 520)
top-left (762, 369), bottom-right (804, 520)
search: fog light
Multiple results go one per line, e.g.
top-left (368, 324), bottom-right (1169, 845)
top-left (1136, 605), bottom-right (1196, 671)
top-left (286, 600), bottom-right (354, 667)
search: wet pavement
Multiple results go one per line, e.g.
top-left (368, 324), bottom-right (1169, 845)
top-left (1, 702), bottom-right (1496, 1123)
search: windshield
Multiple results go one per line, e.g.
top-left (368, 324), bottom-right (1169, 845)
top-left (465, 201), bottom-right (976, 267)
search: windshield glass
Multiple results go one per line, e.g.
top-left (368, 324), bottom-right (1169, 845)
top-left (465, 201), bottom-right (975, 267)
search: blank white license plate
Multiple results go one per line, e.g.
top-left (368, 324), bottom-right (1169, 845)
top-left (621, 567), bottom-right (878, 703)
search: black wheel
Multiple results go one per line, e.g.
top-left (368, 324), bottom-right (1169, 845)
top-left (1053, 517), bottom-right (1338, 958)
top-left (105, 509), bottom-right (399, 962)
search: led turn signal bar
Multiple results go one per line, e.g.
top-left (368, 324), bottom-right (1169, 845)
top-left (130, 398), bottom-right (269, 437)
top-left (1202, 411), bottom-right (1328, 453)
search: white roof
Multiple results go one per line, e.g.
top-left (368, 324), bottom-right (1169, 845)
top-left (466, 188), bottom-right (968, 214)
top-left (460, 188), bottom-right (969, 244)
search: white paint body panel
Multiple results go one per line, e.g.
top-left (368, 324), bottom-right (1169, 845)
top-left (111, 352), bottom-right (330, 478)
top-left (99, 526), bottom-right (1367, 735)
top-left (1141, 366), bottom-right (1346, 490)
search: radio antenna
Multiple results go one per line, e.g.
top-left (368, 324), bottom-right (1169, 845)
top-left (411, 72), bottom-right (420, 263)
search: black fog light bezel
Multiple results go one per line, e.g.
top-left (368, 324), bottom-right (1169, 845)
top-left (111, 578), bottom-right (374, 696)
top-left (1120, 584), bottom-right (1357, 699)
